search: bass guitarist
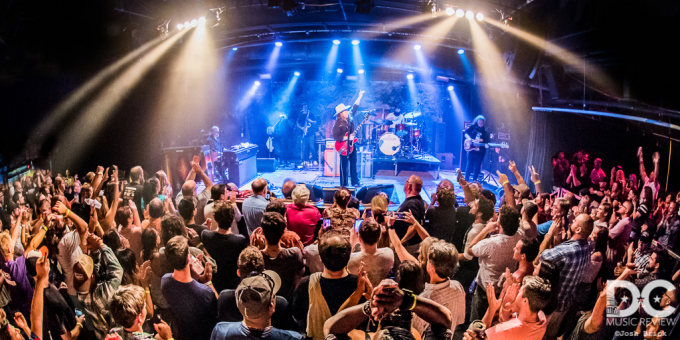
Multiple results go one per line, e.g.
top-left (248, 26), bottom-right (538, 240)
top-left (464, 115), bottom-right (490, 182)
top-left (332, 90), bottom-right (365, 187)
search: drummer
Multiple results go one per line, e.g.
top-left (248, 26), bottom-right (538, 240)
top-left (385, 107), bottom-right (404, 124)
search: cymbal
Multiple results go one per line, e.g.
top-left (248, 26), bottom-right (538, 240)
top-left (404, 122), bottom-right (418, 126)
top-left (403, 112), bottom-right (422, 119)
top-left (373, 119), bottom-right (393, 126)
top-left (359, 110), bottom-right (378, 116)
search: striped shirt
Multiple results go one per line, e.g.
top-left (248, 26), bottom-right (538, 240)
top-left (413, 279), bottom-right (466, 335)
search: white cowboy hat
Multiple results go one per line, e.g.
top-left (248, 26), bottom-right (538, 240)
top-left (335, 103), bottom-right (350, 116)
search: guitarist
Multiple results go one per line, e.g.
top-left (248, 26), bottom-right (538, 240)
top-left (464, 115), bottom-right (490, 182)
top-left (332, 90), bottom-right (365, 187)
top-left (296, 103), bottom-right (316, 165)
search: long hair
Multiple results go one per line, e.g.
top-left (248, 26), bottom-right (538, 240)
top-left (471, 115), bottom-right (486, 126)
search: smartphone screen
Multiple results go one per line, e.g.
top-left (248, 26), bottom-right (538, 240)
top-left (75, 309), bottom-right (83, 317)
top-left (322, 218), bottom-right (331, 229)
top-left (265, 193), bottom-right (270, 200)
top-left (395, 212), bottom-right (405, 220)
top-left (190, 255), bottom-right (204, 275)
top-left (365, 209), bottom-right (372, 218)
top-left (354, 218), bottom-right (363, 232)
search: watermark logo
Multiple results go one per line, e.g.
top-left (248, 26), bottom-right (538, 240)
top-left (606, 279), bottom-right (676, 318)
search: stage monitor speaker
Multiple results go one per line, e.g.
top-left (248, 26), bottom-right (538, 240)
top-left (355, 184), bottom-right (395, 204)
top-left (163, 146), bottom-right (206, 195)
top-left (226, 155), bottom-right (258, 187)
top-left (322, 187), bottom-right (355, 204)
top-left (434, 122), bottom-right (447, 153)
top-left (257, 158), bottom-right (278, 173)
top-left (436, 153), bottom-right (455, 170)
top-left (324, 150), bottom-right (340, 176)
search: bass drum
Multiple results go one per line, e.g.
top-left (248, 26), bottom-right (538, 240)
top-left (379, 133), bottom-right (401, 156)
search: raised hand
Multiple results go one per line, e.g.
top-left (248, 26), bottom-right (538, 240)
top-left (139, 260), bottom-right (152, 288)
top-left (52, 201), bottom-right (68, 215)
top-left (36, 252), bottom-right (50, 281)
top-left (653, 151), bottom-right (660, 163)
top-left (637, 146), bottom-right (643, 159)
top-left (486, 283), bottom-right (501, 313)
top-left (496, 170), bottom-right (509, 184)
top-left (502, 283), bottom-right (520, 306)
top-left (508, 160), bottom-right (517, 173)
top-left (154, 320), bottom-right (173, 340)
top-left (529, 165), bottom-right (540, 183)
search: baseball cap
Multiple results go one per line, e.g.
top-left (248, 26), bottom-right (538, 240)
top-left (236, 270), bottom-right (281, 319)
top-left (481, 189), bottom-right (496, 205)
top-left (75, 253), bottom-right (94, 279)
top-left (25, 246), bottom-right (49, 277)
top-left (512, 183), bottom-right (531, 198)
top-left (640, 231), bottom-right (653, 244)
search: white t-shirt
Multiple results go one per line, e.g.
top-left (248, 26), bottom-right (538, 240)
top-left (463, 223), bottom-right (486, 261)
top-left (347, 247), bottom-right (395, 287)
top-left (57, 230), bottom-right (83, 296)
top-left (204, 201), bottom-right (242, 235)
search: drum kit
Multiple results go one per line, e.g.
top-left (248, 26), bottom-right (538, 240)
top-left (357, 110), bottom-right (425, 158)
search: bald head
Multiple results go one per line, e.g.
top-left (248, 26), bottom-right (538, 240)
top-left (405, 175), bottom-right (423, 196)
top-left (130, 166), bottom-right (144, 183)
top-left (572, 214), bottom-right (594, 239)
top-left (251, 178), bottom-right (268, 195)
top-left (182, 180), bottom-right (197, 197)
top-left (282, 180), bottom-right (296, 199)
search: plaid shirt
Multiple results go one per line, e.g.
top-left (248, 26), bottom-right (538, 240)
top-left (540, 239), bottom-right (590, 311)
top-left (76, 245), bottom-right (123, 339)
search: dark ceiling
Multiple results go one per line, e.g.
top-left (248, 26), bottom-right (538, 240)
top-left (1, 0), bottom-right (680, 166)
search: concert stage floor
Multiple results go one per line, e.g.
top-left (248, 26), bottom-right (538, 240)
top-left (233, 168), bottom-right (503, 207)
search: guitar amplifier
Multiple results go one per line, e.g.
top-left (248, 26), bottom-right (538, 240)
top-left (224, 145), bottom-right (259, 163)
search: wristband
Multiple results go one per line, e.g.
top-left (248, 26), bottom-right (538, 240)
top-left (399, 289), bottom-right (416, 311)
top-left (64, 209), bottom-right (71, 218)
top-left (97, 172), bottom-right (103, 175)
top-left (41, 225), bottom-right (49, 233)
top-left (145, 290), bottom-right (151, 294)
top-left (534, 180), bottom-right (541, 185)
top-left (206, 281), bottom-right (213, 286)
top-left (196, 243), bottom-right (204, 248)
top-left (77, 322), bottom-right (83, 329)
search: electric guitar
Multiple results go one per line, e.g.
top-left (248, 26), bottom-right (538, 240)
top-left (464, 138), bottom-right (509, 152)
top-left (335, 112), bottom-right (370, 156)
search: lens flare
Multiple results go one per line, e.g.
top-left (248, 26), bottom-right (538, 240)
top-left (448, 85), bottom-right (454, 91)
top-left (275, 41), bottom-right (283, 47)
top-left (358, 69), bottom-right (365, 74)
top-left (294, 71), bottom-right (300, 76)
top-left (414, 44), bottom-right (422, 50)
top-left (254, 81), bottom-right (261, 86)
top-left (406, 74), bottom-right (414, 79)
top-left (333, 39), bottom-right (341, 45)
top-left (351, 40), bottom-right (360, 45)
top-left (457, 48), bottom-right (465, 55)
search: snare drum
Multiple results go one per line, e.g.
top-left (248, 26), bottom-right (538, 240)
top-left (395, 124), bottom-right (409, 137)
top-left (378, 133), bottom-right (401, 156)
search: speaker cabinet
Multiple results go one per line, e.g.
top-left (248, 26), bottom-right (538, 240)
top-left (226, 155), bottom-right (258, 187)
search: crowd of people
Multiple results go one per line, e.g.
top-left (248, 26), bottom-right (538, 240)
top-left (0, 145), bottom-right (678, 340)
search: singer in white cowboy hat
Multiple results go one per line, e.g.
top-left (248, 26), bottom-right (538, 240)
top-left (332, 90), bottom-right (365, 187)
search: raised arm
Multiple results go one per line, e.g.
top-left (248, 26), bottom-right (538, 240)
top-left (192, 162), bottom-right (212, 191)
top-left (497, 171), bottom-right (517, 210)
top-left (585, 284), bottom-right (609, 334)
top-left (638, 147), bottom-right (649, 183)
top-left (31, 253), bottom-right (50, 339)
top-left (529, 165), bottom-right (542, 194)
top-left (387, 221), bottom-right (418, 264)
top-left (353, 90), bottom-right (365, 107)
top-left (467, 221), bottom-right (496, 258)
top-left (652, 152), bottom-right (660, 186)
top-left (457, 169), bottom-right (475, 204)
top-left (53, 201), bottom-right (88, 237)
top-left (100, 166), bottom-right (120, 231)
top-left (508, 161), bottom-right (527, 186)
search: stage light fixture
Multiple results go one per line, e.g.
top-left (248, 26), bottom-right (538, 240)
top-left (456, 9), bottom-right (464, 17)
top-left (184, 21), bottom-right (190, 28)
top-left (406, 74), bottom-right (414, 79)
top-left (414, 44), bottom-right (422, 50)
top-left (190, 19), bottom-right (198, 27)
top-left (177, 23), bottom-right (184, 30)
top-left (445, 7), bottom-right (455, 16)
top-left (333, 39), bottom-right (341, 45)
top-left (232, 47), bottom-right (238, 51)
top-left (476, 12), bottom-right (484, 21)
top-left (294, 71), bottom-right (301, 76)
top-left (457, 48), bottom-right (465, 55)
top-left (337, 68), bottom-right (344, 73)
top-left (448, 85), bottom-right (454, 91)
top-left (358, 69), bottom-right (365, 74)
top-left (352, 40), bottom-right (360, 45)
top-left (254, 81), bottom-right (261, 86)
top-left (465, 11), bottom-right (474, 19)
top-left (275, 41), bottom-right (283, 47)
top-left (198, 17), bottom-right (206, 25)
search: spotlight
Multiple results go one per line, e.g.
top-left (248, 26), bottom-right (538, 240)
top-left (414, 44), bottom-right (422, 51)
top-left (337, 68), bottom-right (344, 73)
top-left (275, 41), bottom-right (283, 47)
top-left (476, 12), bottom-right (484, 21)
top-left (190, 19), bottom-right (198, 27)
top-left (198, 17), bottom-right (206, 24)
top-left (232, 47), bottom-right (238, 51)
top-left (358, 69), bottom-right (365, 74)
top-left (457, 48), bottom-right (465, 55)
top-left (448, 85), bottom-right (454, 91)
top-left (177, 23), bottom-right (184, 30)
top-left (184, 21), bottom-right (190, 28)
top-left (445, 7), bottom-right (455, 16)
top-left (333, 39), bottom-right (341, 45)
top-left (456, 9), bottom-right (464, 17)
top-left (406, 74), bottom-right (414, 80)
top-left (254, 81), bottom-right (261, 86)
top-left (294, 71), bottom-right (301, 76)
top-left (465, 11), bottom-right (474, 19)
top-left (351, 40), bottom-right (360, 45)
